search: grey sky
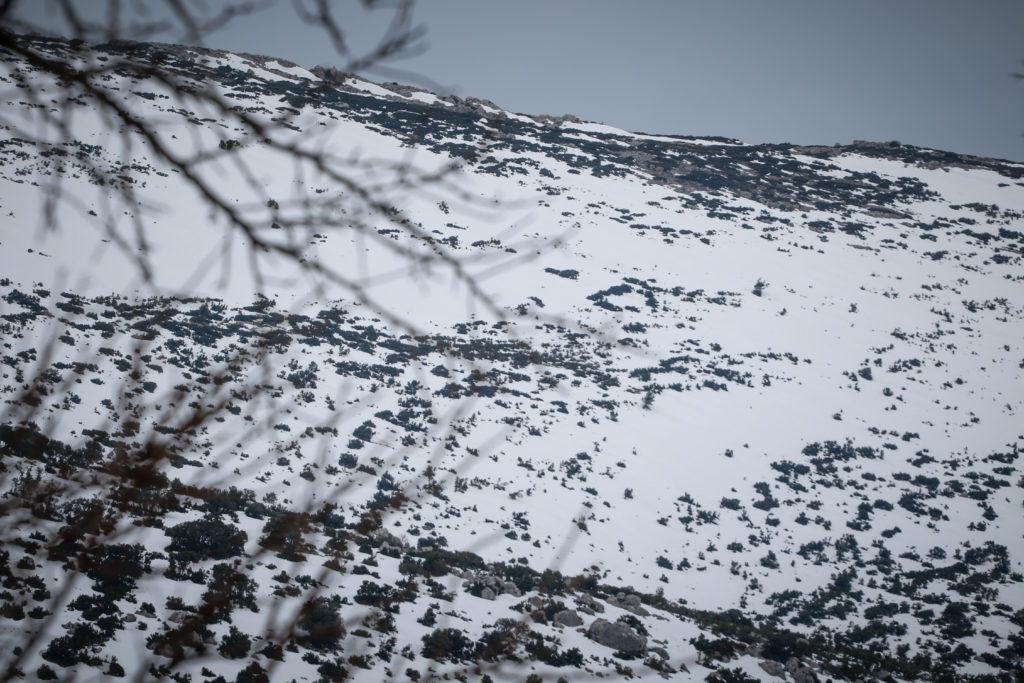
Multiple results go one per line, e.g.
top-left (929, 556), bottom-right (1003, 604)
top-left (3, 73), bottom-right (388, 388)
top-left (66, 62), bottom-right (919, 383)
top-left (12, 0), bottom-right (1024, 161)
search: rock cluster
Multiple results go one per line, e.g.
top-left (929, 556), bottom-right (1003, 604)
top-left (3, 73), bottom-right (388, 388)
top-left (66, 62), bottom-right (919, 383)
top-left (605, 592), bottom-right (650, 616)
top-left (460, 570), bottom-right (523, 599)
top-left (553, 609), bottom-right (583, 627)
top-left (758, 656), bottom-right (819, 682)
top-left (587, 618), bottom-right (647, 654)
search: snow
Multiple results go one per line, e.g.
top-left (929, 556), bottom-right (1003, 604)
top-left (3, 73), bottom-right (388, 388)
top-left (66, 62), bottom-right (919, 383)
top-left (1, 35), bottom-right (1023, 682)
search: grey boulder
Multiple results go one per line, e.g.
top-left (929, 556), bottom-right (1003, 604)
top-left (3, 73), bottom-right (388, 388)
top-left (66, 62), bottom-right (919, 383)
top-left (587, 618), bottom-right (646, 654)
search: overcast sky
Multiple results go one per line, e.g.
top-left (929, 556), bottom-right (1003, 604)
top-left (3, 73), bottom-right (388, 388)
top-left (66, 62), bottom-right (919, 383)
top-left (14, 0), bottom-right (1024, 161)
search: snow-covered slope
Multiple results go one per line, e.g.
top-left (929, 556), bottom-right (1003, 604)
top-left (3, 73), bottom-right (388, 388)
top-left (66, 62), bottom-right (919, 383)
top-left (1, 34), bottom-right (1023, 682)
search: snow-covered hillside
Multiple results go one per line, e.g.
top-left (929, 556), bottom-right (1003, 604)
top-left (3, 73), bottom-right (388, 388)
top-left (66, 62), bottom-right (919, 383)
top-left (1, 33), bottom-right (1023, 682)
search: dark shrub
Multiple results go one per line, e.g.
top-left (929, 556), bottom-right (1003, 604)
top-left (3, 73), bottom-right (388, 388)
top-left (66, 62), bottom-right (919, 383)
top-left (258, 512), bottom-right (311, 561)
top-left (218, 625), bottom-right (251, 659)
top-left (165, 519), bottom-right (247, 561)
top-left (82, 543), bottom-right (150, 599)
top-left (235, 661), bottom-right (269, 683)
top-left (297, 597), bottom-right (345, 651)
top-left (421, 628), bottom-right (476, 663)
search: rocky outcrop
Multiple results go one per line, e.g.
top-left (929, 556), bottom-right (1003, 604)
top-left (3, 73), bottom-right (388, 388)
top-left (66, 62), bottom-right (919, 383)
top-left (786, 657), bottom-right (819, 683)
top-left (606, 592), bottom-right (650, 617)
top-left (755, 656), bottom-right (820, 682)
top-left (587, 618), bottom-right (646, 654)
top-left (553, 609), bottom-right (583, 627)
top-left (574, 593), bottom-right (603, 615)
top-left (501, 581), bottom-right (521, 597)
top-left (463, 571), bottom-right (522, 599)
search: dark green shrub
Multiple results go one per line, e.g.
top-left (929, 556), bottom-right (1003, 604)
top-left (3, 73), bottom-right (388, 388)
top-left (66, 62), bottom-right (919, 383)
top-left (761, 630), bottom-right (812, 662)
top-left (297, 597), bottom-right (345, 651)
top-left (165, 519), bottom-right (247, 561)
top-left (235, 661), bottom-right (269, 683)
top-left (201, 563), bottom-right (259, 622)
top-left (106, 657), bottom-right (126, 677)
top-left (42, 622), bottom-right (104, 667)
top-left (258, 512), bottom-right (311, 561)
top-left (420, 628), bottom-right (476, 663)
top-left (82, 543), bottom-right (151, 599)
top-left (706, 667), bottom-right (759, 683)
top-left (354, 580), bottom-right (395, 608)
top-left (217, 625), bottom-right (251, 659)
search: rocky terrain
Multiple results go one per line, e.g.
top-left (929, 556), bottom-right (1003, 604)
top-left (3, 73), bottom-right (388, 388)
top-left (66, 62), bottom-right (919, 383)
top-left (1, 33), bottom-right (1023, 682)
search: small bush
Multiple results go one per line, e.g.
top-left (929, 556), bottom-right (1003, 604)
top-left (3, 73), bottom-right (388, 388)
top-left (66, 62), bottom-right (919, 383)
top-left (218, 625), bottom-right (251, 659)
top-left (421, 628), bottom-right (476, 663)
top-left (164, 519), bottom-right (247, 561)
top-left (706, 667), bottom-right (760, 683)
top-left (297, 597), bottom-right (345, 651)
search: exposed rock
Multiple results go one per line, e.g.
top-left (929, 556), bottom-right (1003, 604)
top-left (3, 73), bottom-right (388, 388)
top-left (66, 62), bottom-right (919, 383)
top-left (792, 667), bottom-right (819, 683)
top-left (649, 646), bottom-right (670, 660)
top-left (743, 642), bottom-right (764, 658)
top-left (479, 587), bottom-right (496, 601)
top-left (501, 581), bottom-right (521, 597)
top-left (577, 593), bottom-right (604, 613)
top-left (553, 609), bottom-right (583, 627)
top-left (371, 529), bottom-right (404, 549)
top-left (759, 660), bottom-right (786, 678)
top-left (607, 592), bottom-right (650, 616)
top-left (587, 618), bottom-right (646, 654)
top-left (533, 112), bottom-right (583, 128)
top-left (621, 593), bottom-right (641, 607)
